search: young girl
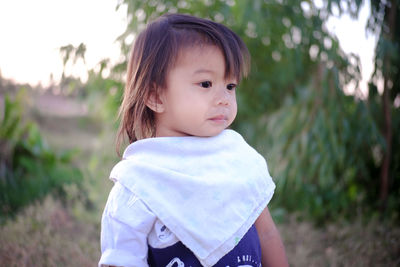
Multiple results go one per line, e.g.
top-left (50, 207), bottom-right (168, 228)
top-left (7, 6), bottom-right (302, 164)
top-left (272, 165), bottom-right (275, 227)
top-left (99, 13), bottom-right (288, 267)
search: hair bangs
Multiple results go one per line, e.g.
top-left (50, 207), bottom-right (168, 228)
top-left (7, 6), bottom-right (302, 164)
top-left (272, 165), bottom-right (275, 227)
top-left (167, 14), bottom-right (250, 82)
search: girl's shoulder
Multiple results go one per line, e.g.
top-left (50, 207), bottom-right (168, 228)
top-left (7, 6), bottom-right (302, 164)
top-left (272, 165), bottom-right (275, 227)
top-left (103, 182), bottom-right (155, 223)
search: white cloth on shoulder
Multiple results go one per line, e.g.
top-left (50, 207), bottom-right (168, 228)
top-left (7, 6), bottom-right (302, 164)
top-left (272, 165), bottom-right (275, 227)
top-left (109, 129), bottom-right (275, 266)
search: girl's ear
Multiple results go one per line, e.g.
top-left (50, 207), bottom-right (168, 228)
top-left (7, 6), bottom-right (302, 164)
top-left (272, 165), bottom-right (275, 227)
top-left (146, 90), bottom-right (165, 113)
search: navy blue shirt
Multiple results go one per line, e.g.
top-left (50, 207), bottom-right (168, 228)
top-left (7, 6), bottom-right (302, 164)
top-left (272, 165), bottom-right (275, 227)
top-left (148, 225), bottom-right (262, 267)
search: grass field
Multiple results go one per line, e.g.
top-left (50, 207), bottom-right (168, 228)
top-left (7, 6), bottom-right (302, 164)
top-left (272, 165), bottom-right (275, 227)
top-left (1, 92), bottom-right (399, 266)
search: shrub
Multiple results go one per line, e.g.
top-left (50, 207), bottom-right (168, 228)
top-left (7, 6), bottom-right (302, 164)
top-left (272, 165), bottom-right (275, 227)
top-left (0, 93), bottom-right (83, 221)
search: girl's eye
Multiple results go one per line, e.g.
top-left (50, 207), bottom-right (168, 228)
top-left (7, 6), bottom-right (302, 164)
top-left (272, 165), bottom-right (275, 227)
top-left (200, 81), bottom-right (212, 88)
top-left (227, 83), bottom-right (237, 90)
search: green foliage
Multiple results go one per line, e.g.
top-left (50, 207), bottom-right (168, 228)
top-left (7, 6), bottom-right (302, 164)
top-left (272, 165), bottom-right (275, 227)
top-left (57, 44), bottom-right (125, 123)
top-left (60, 43), bottom-right (87, 68)
top-left (262, 67), bottom-right (384, 222)
top-left (0, 92), bottom-right (83, 220)
top-left (83, 67), bottom-right (125, 125)
top-left (364, 0), bottom-right (400, 215)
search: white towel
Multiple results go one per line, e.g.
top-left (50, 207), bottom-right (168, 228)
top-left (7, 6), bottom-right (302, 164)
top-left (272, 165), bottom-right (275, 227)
top-left (110, 129), bottom-right (275, 266)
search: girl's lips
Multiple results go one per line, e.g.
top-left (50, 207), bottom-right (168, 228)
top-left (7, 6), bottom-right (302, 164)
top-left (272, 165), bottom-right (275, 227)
top-left (209, 115), bottom-right (227, 122)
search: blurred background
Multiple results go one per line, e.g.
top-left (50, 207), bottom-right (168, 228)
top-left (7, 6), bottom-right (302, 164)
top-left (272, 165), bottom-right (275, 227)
top-left (0, 0), bottom-right (399, 266)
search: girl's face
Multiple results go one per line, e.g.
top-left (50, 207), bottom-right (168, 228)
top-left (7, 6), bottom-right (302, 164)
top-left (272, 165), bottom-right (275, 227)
top-left (151, 45), bottom-right (237, 137)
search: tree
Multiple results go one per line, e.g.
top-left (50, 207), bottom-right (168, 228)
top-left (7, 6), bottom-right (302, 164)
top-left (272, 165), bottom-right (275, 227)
top-left (328, 0), bottom-right (400, 213)
top-left (367, 0), bottom-right (399, 212)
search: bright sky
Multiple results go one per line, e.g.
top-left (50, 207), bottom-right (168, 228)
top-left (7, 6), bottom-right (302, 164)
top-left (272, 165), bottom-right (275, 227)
top-left (325, 1), bottom-right (377, 96)
top-left (0, 0), bottom-right (375, 94)
top-left (0, 0), bottom-right (126, 86)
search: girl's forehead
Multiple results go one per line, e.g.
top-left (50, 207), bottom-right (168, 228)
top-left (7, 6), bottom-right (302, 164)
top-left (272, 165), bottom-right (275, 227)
top-left (174, 45), bottom-right (225, 68)
top-left (172, 45), bottom-right (225, 72)
top-left (178, 44), bottom-right (221, 58)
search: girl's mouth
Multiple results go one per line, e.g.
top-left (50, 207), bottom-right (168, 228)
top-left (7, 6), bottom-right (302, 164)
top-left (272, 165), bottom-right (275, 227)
top-left (209, 115), bottom-right (227, 122)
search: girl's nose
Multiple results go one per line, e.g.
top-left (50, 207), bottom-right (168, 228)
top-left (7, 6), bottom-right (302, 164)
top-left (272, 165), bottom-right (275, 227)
top-left (215, 87), bottom-right (230, 106)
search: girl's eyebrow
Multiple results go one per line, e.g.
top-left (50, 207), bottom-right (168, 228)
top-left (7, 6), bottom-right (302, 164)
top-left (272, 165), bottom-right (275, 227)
top-left (193, 68), bottom-right (215, 75)
top-left (193, 68), bottom-right (236, 82)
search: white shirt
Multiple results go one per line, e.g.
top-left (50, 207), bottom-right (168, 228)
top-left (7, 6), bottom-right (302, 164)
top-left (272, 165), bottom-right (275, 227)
top-left (100, 183), bottom-right (180, 267)
top-left (99, 130), bottom-right (275, 266)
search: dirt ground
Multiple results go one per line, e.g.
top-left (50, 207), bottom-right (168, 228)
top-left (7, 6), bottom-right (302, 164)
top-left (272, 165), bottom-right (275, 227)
top-left (1, 91), bottom-right (399, 266)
